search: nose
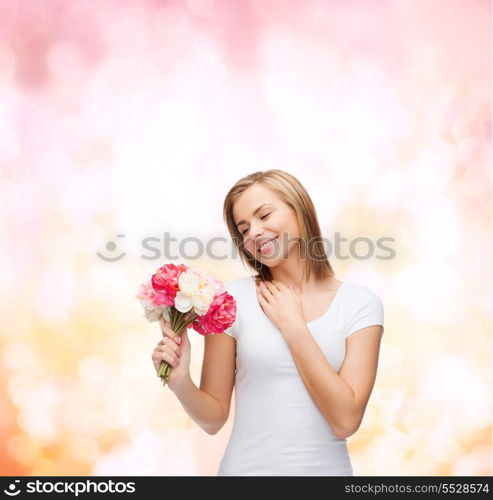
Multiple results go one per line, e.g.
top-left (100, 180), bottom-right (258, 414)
top-left (245, 222), bottom-right (264, 242)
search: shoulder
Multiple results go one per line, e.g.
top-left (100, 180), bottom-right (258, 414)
top-left (224, 276), bottom-right (255, 296)
top-left (342, 281), bottom-right (384, 337)
top-left (221, 276), bottom-right (254, 339)
top-left (343, 281), bottom-right (383, 307)
top-left (223, 275), bottom-right (255, 312)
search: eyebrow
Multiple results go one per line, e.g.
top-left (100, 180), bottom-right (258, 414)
top-left (235, 203), bottom-right (272, 227)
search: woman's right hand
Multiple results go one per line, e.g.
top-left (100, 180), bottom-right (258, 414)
top-left (152, 317), bottom-right (191, 391)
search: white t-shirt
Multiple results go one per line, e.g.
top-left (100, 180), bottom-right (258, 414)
top-left (217, 275), bottom-right (384, 476)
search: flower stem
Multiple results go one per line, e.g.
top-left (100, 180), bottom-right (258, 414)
top-left (175, 314), bottom-right (187, 334)
top-left (157, 309), bottom-right (198, 387)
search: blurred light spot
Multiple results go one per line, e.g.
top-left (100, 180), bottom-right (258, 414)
top-left (59, 167), bottom-right (111, 220)
top-left (40, 232), bottom-right (77, 269)
top-left (429, 433), bottom-right (462, 464)
top-left (89, 266), bottom-right (128, 300)
top-left (0, 253), bottom-right (14, 295)
top-left (60, 398), bottom-right (86, 434)
top-left (407, 140), bottom-right (456, 195)
top-left (79, 355), bottom-right (111, 384)
top-left (47, 42), bottom-right (88, 85)
top-left (0, 106), bottom-right (20, 163)
top-left (94, 429), bottom-right (198, 475)
top-left (7, 434), bottom-right (43, 466)
top-left (154, 4), bottom-right (191, 57)
top-left (2, 316), bottom-right (39, 342)
top-left (394, 261), bottom-right (466, 323)
top-left (408, 197), bottom-right (461, 260)
top-left (35, 267), bottom-right (74, 324)
top-left (453, 445), bottom-right (492, 475)
top-left (2, 341), bottom-right (36, 371)
top-left (0, 44), bottom-right (16, 82)
top-left (33, 148), bottom-right (73, 189)
top-left (457, 137), bottom-right (489, 166)
top-left (70, 436), bottom-right (100, 463)
top-left (187, 0), bottom-right (215, 18)
top-left (80, 410), bottom-right (107, 438)
top-left (189, 37), bottom-right (227, 86)
top-left (421, 357), bottom-right (489, 429)
top-left (31, 458), bottom-right (57, 475)
top-left (104, 7), bottom-right (150, 54)
top-left (104, 383), bottom-right (132, 429)
top-left (366, 167), bottom-right (405, 211)
top-left (17, 380), bottom-right (61, 444)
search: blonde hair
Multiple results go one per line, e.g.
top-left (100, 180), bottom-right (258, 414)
top-left (223, 169), bottom-right (335, 284)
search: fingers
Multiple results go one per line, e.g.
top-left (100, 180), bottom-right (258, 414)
top-left (152, 344), bottom-right (181, 370)
top-left (257, 281), bottom-right (271, 303)
top-left (271, 279), bottom-right (287, 290)
top-left (157, 337), bottom-right (182, 356)
top-left (154, 318), bottom-right (183, 372)
top-left (261, 280), bottom-right (276, 295)
top-left (159, 317), bottom-right (182, 345)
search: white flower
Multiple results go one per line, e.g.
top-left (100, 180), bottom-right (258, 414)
top-left (143, 305), bottom-right (170, 323)
top-left (192, 287), bottom-right (215, 315)
top-left (161, 307), bottom-right (171, 322)
top-left (176, 268), bottom-right (215, 315)
top-left (144, 307), bottom-right (162, 322)
top-left (174, 291), bottom-right (193, 313)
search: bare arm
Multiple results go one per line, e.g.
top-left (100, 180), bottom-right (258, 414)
top-left (171, 374), bottom-right (227, 435)
top-left (153, 320), bottom-right (236, 435)
top-left (281, 322), bottom-right (383, 439)
top-left (170, 332), bottom-right (236, 435)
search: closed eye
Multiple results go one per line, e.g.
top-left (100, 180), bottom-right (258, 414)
top-left (240, 213), bottom-right (271, 236)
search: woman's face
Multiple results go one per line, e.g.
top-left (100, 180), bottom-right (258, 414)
top-left (233, 184), bottom-right (301, 266)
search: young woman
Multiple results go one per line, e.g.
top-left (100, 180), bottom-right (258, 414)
top-left (152, 169), bottom-right (384, 476)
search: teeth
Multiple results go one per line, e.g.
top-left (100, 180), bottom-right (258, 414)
top-left (259, 237), bottom-right (277, 251)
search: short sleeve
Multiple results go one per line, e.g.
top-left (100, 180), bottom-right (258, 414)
top-left (222, 280), bottom-right (239, 339)
top-left (345, 287), bottom-right (384, 338)
top-left (223, 321), bottom-right (237, 338)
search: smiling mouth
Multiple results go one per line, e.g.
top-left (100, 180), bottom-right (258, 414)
top-left (257, 236), bottom-right (278, 254)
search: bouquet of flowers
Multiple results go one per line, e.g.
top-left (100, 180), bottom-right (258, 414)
top-left (136, 264), bottom-right (237, 386)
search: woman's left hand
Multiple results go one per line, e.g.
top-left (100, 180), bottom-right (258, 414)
top-left (256, 279), bottom-right (305, 333)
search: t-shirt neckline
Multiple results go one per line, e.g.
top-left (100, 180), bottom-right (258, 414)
top-left (249, 276), bottom-right (346, 326)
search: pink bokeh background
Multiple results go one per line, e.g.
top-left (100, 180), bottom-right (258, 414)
top-left (0, 0), bottom-right (491, 475)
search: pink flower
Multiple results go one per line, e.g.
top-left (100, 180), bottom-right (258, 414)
top-left (211, 276), bottom-right (226, 296)
top-left (136, 279), bottom-right (172, 308)
top-left (191, 291), bottom-right (236, 335)
top-left (151, 263), bottom-right (187, 305)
